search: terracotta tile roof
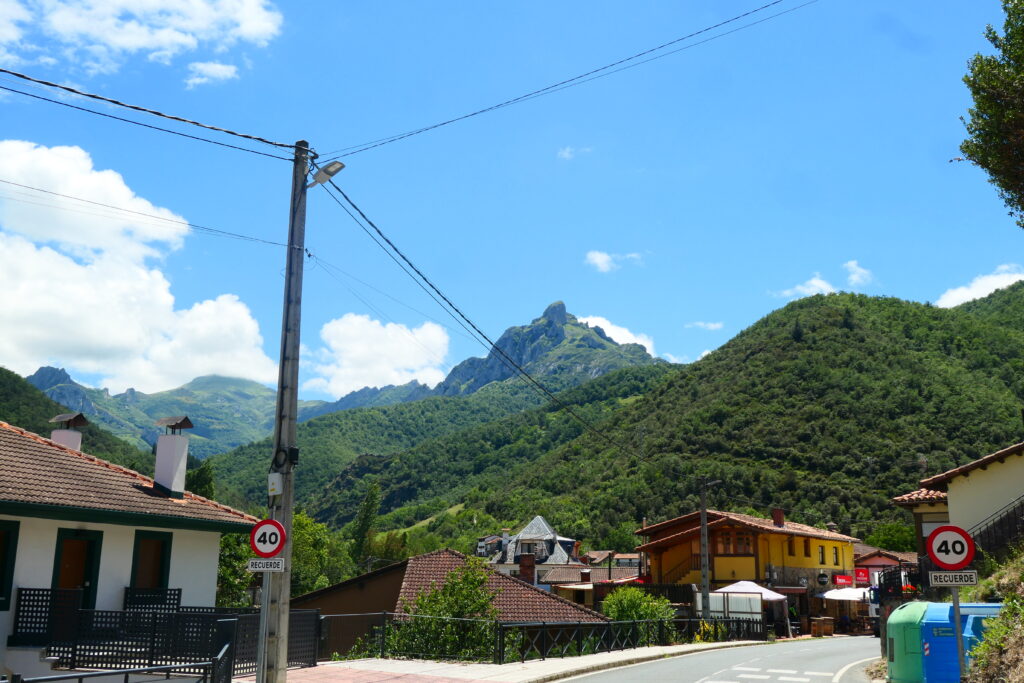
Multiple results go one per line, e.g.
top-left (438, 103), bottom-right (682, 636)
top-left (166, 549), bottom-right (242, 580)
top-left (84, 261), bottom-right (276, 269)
top-left (541, 566), bottom-right (639, 584)
top-left (891, 488), bottom-right (948, 506)
top-left (397, 549), bottom-right (608, 623)
top-left (918, 442), bottom-right (1024, 489)
top-left (636, 510), bottom-right (858, 552)
top-left (0, 421), bottom-right (256, 531)
top-left (853, 543), bottom-right (919, 564)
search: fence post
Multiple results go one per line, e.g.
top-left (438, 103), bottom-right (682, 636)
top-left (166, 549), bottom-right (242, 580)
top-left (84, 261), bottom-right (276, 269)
top-left (540, 622), bottom-right (547, 660)
top-left (576, 621), bottom-right (583, 655)
top-left (379, 613), bottom-right (387, 659)
top-left (659, 619), bottom-right (665, 646)
top-left (215, 618), bottom-right (237, 683)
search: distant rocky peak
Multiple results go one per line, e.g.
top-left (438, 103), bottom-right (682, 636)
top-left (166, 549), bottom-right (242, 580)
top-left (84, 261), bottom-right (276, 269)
top-left (26, 366), bottom-right (75, 391)
top-left (537, 301), bottom-right (571, 326)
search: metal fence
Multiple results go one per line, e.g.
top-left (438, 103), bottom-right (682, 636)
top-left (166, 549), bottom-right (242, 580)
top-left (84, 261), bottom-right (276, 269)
top-left (320, 612), bottom-right (763, 664)
top-left (10, 640), bottom-right (234, 683)
top-left (971, 493), bottom-right (1024, 561)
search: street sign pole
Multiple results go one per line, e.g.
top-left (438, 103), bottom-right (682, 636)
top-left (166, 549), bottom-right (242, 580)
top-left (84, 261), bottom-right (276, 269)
top-left (951, 586), bottom-right (965, 680)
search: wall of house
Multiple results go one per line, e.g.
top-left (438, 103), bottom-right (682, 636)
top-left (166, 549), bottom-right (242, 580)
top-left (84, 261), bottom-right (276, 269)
top-left (946, 457), bottom-right (1024, 532)
top-left (909, 504), bottom-right (949, 555)
top-left (0, 514), bottom-right (221, 660)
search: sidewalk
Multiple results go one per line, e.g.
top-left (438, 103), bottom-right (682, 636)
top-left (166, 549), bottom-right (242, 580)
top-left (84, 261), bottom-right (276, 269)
top-left (237, 640), bottom-right (760, 682)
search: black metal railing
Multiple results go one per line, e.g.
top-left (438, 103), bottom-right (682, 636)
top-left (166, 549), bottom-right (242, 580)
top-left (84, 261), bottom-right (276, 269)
top-left (8, 589), bottom-right (82, 646)
top-left (122, 587), bottom-right (181, 613)
top-left (639, 583), bottom-right (695, 605)
top-left (10, 640), bottom-right (234, 683)
top-left (495, 617), bottom-right (764, 663)
top-left (319, 612), bottom-right (763, 664)
top-left (970, 493), bottom-right (1024, 560)
top-left (7, 588), bottom-right (318, 675)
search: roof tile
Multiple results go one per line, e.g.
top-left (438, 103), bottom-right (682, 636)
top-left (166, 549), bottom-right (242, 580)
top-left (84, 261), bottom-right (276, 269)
top-left (0, 421), bottom-right (256, 529)
top-left (891, 488), bottom-right (948, 506)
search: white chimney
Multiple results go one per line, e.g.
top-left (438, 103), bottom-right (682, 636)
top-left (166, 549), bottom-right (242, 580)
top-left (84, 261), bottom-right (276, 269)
top-left (154, 417), bottom-right (193, 498)
top-left (49, 413), bottom-right (88, 451)
top-left (51, 429), bottom-right (83, 451)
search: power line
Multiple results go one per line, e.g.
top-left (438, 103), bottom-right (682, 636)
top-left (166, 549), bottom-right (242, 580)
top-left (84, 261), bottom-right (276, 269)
top-left (0, 67), bottom-right (294, 152)
top-left (316, 175), bottom-right (643, 459)
top-left (0, 84), bottom-right (292, 162)
top-left (0, 178), bottom-right (294, 248)
top-left (319, 0), bottom-right (811, 159)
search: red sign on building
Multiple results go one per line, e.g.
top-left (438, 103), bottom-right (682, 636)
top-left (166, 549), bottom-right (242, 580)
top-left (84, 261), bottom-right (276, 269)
top-left (855, 568), bottom-right (870, 584)
top-left (834, 574), bottom-right (853, 586)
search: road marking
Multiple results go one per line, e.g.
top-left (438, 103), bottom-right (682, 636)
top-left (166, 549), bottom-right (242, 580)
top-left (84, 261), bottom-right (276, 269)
top-left (733, 667), bottom-right (762, 671)
top-left (831, 656), bottom-right (878, 683)
top-left (805, 673), bottom-right (834, 677)
top-left (737, 676), bottom-right (770, 680)
top-left (779, 678), bottom-right (810, 682)
top-left (768, 670), bottom-right (798, 674)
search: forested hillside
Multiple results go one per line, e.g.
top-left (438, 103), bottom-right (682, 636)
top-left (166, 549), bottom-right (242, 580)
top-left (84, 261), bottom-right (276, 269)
top-left (307, 289), bottom-right (1024, 553)
top-left (0, 367), bottom-right (152, 472)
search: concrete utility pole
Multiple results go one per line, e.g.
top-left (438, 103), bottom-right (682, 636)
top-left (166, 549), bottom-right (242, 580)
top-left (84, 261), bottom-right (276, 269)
top-left (262, 140), bottom-right (311, 683)
top-left (698, 477), bottom-right (720, 621)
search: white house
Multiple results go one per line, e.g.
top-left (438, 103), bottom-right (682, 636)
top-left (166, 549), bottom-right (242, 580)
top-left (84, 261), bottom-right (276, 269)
top-left (0, 417), bottom-right (256, 677)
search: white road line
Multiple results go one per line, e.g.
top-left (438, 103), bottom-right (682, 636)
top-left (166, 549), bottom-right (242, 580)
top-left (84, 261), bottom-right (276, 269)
top-left (831, 656), bottom-right (879, 683)
top-left (733, 666), bottom-right (762, 671)
top-left (737, 676), bottom-right (770, 680)
top-left (768, 670), bottom-right (798, 674)
top-left (779, 678), bottom-right (811, 682)
top-left (805, 673), bottom-right (834, 677)
top-left (705, 680), bottom-right (740, 683)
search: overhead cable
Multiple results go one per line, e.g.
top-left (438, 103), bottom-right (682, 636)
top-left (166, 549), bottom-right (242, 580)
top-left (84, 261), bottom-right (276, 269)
top-left (320, 0), bottom-right (810, 159)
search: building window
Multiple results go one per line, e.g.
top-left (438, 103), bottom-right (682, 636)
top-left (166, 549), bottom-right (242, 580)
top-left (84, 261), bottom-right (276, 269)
top-left (520, 542), bottom-right (535, 554)
top-left (0, 520), bottom-right (19, 612)
top-left (804, 538), bottom-right (811, 557)
top-left (735, 533), bottom-right (753, 555)
top-left (818, 545), bottom-right (825, 564)
top-left (787, 537), bottom-right (795, 556)
top-left (131, 531), bottom-right (172, 590)
top-left (716, 533), bottom-right (732, 555)
top-left (832, 547), bottom-right (839, 566)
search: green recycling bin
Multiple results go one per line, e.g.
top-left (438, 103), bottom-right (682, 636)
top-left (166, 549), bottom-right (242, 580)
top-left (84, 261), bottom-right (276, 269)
top-left (887, 601), bottom-right (929, 683)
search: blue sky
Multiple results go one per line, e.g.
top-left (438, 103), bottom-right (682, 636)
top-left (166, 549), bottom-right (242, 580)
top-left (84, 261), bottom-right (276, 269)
top-left (1, 0), bottom-right (1021, 400)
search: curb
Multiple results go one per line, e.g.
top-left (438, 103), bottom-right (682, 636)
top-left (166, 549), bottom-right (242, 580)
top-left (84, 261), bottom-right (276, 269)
top-left (524, 640), bottom-right (764, 683)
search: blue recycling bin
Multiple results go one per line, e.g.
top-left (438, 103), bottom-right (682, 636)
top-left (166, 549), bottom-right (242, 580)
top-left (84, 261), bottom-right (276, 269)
top-left (920, 603), bottom-right (1001, 683)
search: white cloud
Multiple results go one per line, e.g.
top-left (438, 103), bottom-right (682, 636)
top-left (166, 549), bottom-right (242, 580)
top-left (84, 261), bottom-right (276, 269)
top-left (843, 260), bottom-right (872, 287)
top-left (303, 314), bottom-right (449, 398)
top-left (778, 273), bottom-right (836, 298)
top-left (698, 349), bottom-right (712, 360)
top-left (1, 0), bottom-right (281, 73)
top-left (662, 352), bottom-right (685, 364)
top-left (578, 316), bottom-right (655, 355)
top-left (557, 146), bottom-right (592, 160)
top-left (686, 321), bottom-right (723, 331)
top-left (584, 250), bottom-right (642, 273)
top-left (0, 140), bottom-right (277, 392)
top-left (0, 0), bottom-right (29, 64)
top-left (935, 264), bottom-right (1024, 308)
top-left (185, 60), bottom-right (238, 88)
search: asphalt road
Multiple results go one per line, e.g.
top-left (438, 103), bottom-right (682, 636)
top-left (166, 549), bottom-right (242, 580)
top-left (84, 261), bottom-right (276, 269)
top-left (569, 636), bottom-right (881, 682)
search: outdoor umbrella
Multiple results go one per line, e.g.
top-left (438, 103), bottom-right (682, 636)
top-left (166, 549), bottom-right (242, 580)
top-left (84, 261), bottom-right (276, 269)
top-left (714, 580), bottom-right (787, 601)
top-left (820, 587), bottom-right (870, 601)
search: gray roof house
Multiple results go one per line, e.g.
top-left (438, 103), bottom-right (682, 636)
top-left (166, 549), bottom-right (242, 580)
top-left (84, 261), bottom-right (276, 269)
top-left (479, 516), bottom-right (582, 586)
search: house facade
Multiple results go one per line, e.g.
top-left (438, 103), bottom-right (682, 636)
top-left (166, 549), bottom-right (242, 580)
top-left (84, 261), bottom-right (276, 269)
top-left (893, 441), bottom-right (1024, 557)
top-left (637, 509), bottom-right (858, 589)
top-left (0, 419), bottom-right (255, 677)
top-left (478, 515), bottom-right (582, 583)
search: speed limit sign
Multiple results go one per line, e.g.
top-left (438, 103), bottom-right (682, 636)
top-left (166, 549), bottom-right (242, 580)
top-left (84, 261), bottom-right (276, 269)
top-left (250, 519), bottom-right (287, 558)
top-left (927, 525), bottom-right (975, 570)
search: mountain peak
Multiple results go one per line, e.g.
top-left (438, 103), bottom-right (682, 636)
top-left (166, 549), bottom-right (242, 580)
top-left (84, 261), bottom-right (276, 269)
top-left (540, 301), bottom-right (568, 326)
top-left (26, 366), bottom-right (75, 391)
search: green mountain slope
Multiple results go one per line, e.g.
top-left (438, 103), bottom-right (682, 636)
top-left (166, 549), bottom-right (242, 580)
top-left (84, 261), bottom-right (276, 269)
top-left (26, 370), bottom-right (325, 459)
top-left (0, 366), bottom-right (151, 472)
top-left (310, 291), bottom-right (1024, 552)
top-left (209, 301), bottom-right (662, 508)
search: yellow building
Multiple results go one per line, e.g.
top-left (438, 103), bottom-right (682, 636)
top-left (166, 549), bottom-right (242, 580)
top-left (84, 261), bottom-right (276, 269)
top-left (636, 508), bottom-right (858, 616)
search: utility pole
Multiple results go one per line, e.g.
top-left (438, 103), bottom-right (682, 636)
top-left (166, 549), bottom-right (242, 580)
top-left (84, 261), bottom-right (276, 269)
top-left (261, 139), bottom-right (311, 683)
top-left (698, 476), bottom-right (720, 621)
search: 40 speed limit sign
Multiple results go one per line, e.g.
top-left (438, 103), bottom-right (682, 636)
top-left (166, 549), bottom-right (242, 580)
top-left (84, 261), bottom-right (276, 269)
top-left (250, 518), bottom-right (287, 558)
top-left (926, 525), bottom-right (975, 571)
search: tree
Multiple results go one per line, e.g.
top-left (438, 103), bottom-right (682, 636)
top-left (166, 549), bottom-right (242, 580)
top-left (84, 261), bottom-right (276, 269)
top-left (601, 585), bottom-right (675, 622)
top-left (217, 532), bottom-right (253, 607)
top-left (185, 460), bottom-right (216, 499)
top-left (864, 522), bottom-right (916, 552)
top-left (961, 0), bottom-right (1024, 227)
top-left (349, 482), bottom-right (381, 569)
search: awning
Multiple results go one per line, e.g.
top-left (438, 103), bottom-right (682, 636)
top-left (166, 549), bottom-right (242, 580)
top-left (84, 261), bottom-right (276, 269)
top-left (714, 580), bottom-right (787, 601)
top-left (821, 587), bottom-right (870, 601)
